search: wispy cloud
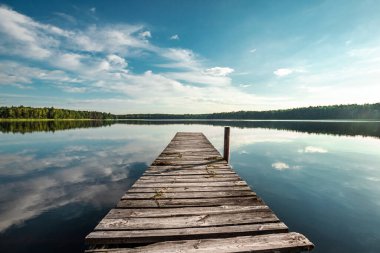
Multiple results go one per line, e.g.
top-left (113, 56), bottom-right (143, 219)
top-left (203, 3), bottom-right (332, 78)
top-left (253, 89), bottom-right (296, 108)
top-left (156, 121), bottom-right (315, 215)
top-left (204, 67), bottom-right (234, 76)
top-left (54, 12), bottom-right (77, 24)
top-left (249, 48), bottom-right (257, 53)
top-left (272, 162), bottom-right (301, 171)
top-left (170, 34), bottom-right (180, 40)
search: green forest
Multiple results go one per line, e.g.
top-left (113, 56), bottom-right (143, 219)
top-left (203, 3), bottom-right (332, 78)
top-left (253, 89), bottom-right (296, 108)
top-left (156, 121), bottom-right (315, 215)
top-left (119, 103), bottom-right (380, 120)
top-left (0, 106), bottom-right (116, 119)
top-left (1, 103), bottom-right (380, 120)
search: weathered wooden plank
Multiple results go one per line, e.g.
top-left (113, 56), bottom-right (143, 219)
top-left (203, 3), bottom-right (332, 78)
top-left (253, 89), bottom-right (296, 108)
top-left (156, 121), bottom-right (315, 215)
top-left (152, 160), bottom-right (227, 166)
top-left (156, 156), bottom-right (223, 161)
top-left (105, 205), bottom-right (270, 218)
top-left (95, 211), bottom-right (278, 230)
top-left (131, 181), bottom-right (248, 188)
top-left (162, 148), bottom-right (218, 152)
top-left (127, 186), bottom-right (253, 193)
top-left (139, 174), bottom-right (240, 180)
top-left (160, 151), bottom-right (220, 155)
top-left (146, 165), bottom-right (232, 170)
top-left (136, 177), bottom-right (241, 183)
top-left (117, 196), bottom-right (261, 208)
top-left (143, 170), bottom-right (235, 176)
top-left (85, 232), bottom-right (314, 253)
top-left (86, 222), bottom-right (288, 244)
top-left (121, 191), bottom-right (255, 200)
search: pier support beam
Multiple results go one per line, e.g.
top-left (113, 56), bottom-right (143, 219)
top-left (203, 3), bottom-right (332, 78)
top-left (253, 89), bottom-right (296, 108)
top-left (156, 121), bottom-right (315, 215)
top-left (224, 127), bottom-right (230, 162)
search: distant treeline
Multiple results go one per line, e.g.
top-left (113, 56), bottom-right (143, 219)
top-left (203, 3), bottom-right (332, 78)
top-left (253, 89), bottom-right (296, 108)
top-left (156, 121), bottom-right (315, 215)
top-left (120, 103), bottom-right (380, 120)
top-left (1, 103), bottom-right (380, 120)
top-left (0, 106), bottom-right (116, 119)
top-left (0, 120), bottom-right (112, 134)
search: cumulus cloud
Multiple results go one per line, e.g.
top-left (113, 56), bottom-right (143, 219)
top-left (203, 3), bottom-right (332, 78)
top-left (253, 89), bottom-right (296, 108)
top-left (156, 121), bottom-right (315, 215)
top-left (0, 5), bottom-right (279, 113)
top-left (274, 68), bottom-right (294, 77)
top-left (272, 162), bottom-right (290, 170)
top-left (274, 68), bottom-right (305, 77)
top-left (170, 34), bottom-right (180, 40)
top-left (271, 162), bottom-right (301, 171)
top-left (298, 146), bottom-right (328, 153)
top-left (139, 30), bottom-right (151, 38)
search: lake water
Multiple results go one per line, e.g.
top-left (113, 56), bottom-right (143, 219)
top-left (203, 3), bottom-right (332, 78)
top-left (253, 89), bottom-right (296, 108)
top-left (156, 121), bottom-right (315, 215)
top-left (0, 120), bottom-right (380, 253)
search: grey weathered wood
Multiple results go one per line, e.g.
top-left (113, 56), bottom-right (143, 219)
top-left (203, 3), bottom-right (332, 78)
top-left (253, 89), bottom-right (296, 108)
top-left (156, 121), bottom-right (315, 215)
top-left (122, 191), bottom-right (255, 200)
top-left (139, 175), bottom-right (241, 181)
top-left (224, 126), bottom-right (230, 162)
top-left (104, 205), bottom-right (270, 218)
top-left (95, 211), bottom-right (278, 230)
top-left (127, 186), bottom-right (253, 193)
top-left (85, 132), bottom-right (314, 253)
top-left (117, 196), bottom-right (261, 208)
top-left (86, 222), bottom-right (288, 244)
top-left (85, 232), bottom-right (314, 253)
top-left (137, 177), bottom-right (241, 183)
top-left (132, 181), bottom-right (247, 188)
top-left (143, 170), bottom-right (235, 176)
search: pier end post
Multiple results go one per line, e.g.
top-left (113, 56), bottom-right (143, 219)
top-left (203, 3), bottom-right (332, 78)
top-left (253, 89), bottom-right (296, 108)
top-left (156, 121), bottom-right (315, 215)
top-left (223, 127), bottom-right (230, 162)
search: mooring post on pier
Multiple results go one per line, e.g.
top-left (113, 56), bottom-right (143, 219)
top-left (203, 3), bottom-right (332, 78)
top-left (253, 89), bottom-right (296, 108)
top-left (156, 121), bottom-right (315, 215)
top-left (224, 126), bottom-right (230, 162)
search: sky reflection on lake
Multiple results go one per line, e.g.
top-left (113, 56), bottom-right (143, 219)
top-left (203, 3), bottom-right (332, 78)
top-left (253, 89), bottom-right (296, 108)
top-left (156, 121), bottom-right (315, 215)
top-left (0, 122), bottom-right (380, 252)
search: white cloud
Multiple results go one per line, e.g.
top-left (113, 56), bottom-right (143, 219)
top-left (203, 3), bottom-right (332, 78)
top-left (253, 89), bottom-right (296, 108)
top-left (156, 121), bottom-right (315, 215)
top-left (170, 34), bottom-right (180, 40)
top-left (204, 67), bottom-right (234, 77)
top-left (272, 162), bottom-right (290, 170)
top-left (90, 7), bottom-right (96, 13)
top-left (298, 146), bottom-right (328, 153)
top-left (0, 5), bottom-right (281, 113)
top-left (272, 162), bottom-right (301, 171)
top-left (140, 30), bottom-right (151, 38)
top-left (250, 48), bottom-right (257, 53)
top-left (106, 54), bottom-right (128, 69)
top-left (274, 68), bottom-right (294, 77)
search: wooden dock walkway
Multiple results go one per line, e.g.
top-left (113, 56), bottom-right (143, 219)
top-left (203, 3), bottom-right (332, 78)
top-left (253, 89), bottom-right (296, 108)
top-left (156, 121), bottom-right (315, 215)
top-left (85, 132), bottom-right (314, 252)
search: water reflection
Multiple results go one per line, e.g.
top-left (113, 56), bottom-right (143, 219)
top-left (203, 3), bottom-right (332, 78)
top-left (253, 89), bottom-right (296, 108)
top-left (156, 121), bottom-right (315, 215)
top-left (0, 122), bottom-right (380, 252)
top-left (1, 120), bottom-right (380, 139)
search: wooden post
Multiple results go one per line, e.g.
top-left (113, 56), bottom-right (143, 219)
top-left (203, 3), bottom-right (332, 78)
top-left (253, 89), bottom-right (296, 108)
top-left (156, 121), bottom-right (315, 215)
top-left (224, 127), bottom-right (230, 162)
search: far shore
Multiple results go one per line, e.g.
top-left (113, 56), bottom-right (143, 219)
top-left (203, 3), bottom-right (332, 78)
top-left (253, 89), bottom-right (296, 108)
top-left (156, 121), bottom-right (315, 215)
top-left (1, 118), bottom-right (380, 123)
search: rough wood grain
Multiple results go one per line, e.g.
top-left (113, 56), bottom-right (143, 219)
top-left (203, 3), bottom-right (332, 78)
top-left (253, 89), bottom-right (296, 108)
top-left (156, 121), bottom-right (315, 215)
top-left (104, 205), bottom-right (270, 218)
top-left (95, 211), bottom-right (278, 230)
top-left (85, 232), bottom-right (314, 253)
top-left (127, 186), bottom-right (253, 193)
top-left (121, 191), bottom-right (255, 200)
top-left (132, 181), bottom-right (248, 188)
top-left (86, 222), bottom-right (288, 244)
top-left (117, 196), bottom-right (261, 208)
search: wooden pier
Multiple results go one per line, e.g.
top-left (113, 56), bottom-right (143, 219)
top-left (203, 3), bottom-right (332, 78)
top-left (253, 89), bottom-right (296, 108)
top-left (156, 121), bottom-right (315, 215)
top-left (85, 132), bottom-right (314, 252)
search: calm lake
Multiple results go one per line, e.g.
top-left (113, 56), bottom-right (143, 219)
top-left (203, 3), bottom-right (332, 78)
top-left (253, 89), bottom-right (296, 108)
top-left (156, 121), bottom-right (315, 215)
top-left (1, 120), bottom-right (380, 252)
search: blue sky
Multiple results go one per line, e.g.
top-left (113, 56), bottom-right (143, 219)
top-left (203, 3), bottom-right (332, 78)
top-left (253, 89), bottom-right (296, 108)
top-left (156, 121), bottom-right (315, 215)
top-left (0, 0), bottom-right (380, 113)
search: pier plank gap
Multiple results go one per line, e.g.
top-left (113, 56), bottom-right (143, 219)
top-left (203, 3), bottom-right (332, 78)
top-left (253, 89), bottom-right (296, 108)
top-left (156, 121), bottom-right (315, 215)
top-left (85, 132), bottom-right (314, 252)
